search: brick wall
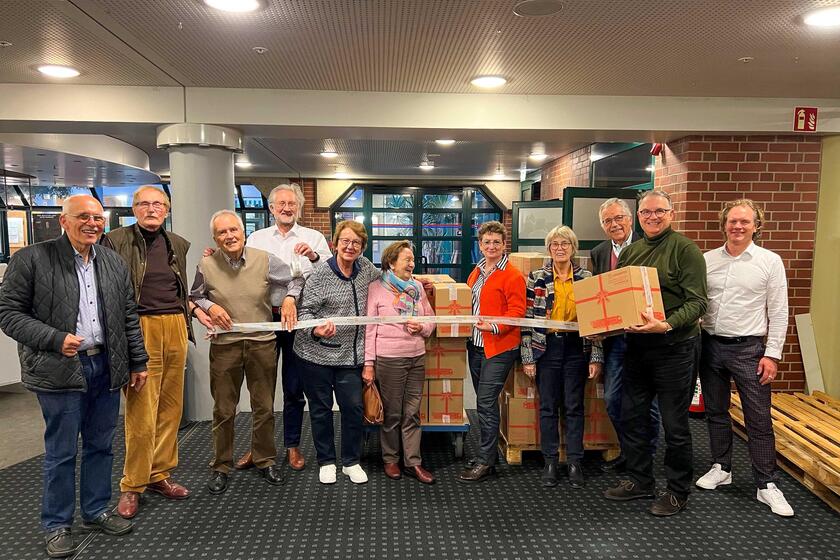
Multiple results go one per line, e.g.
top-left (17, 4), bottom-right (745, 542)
top-left (540, 145), bottom-right (592, 200)
top-left (655, 135), bottom-right (821, 392)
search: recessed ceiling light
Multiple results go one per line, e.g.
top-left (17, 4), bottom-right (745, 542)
top-left (737, 56), bottom-right (754, 64)
top-left (528, 152), bottom-right (548, 161)
top-left (0, 41), bottom-right (12, 48)
top-left (470, 75), bottom-right (507, 88)
top-left (320, 150), bottom-right (338, 158)
top-left (235, 160), bottom-right (252, 168)
top-left (204, 0), bottom-right (263, 13)
top-left (419, 161), bottom-right (435, 171)
top-left (334, 171), bottom-right (349, 179)
top-left (37, 65), bottom-right (80, 78)
top-left (513, 0), bottom-right (563, 17)
top-left (804, 6), bottom-right (840, 27)
top-left (435, 139), bottom-right (455, 146)
top-left (252, 46), bottom-right (268, 55)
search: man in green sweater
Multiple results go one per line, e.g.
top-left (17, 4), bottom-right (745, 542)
top-left (603, 190), bottom-right (707, 517)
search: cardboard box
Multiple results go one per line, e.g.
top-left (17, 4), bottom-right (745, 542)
top-left (500, 392), bottom-right (540, 445)
top-left (419, 380), bottom-right (429, 424)
top-left (582, 381), bottom-right (619, 445)
top-left (424, 336), bottom-right (467, 379)
top-left (508, 252), bottom-right (547, 278)
top-left (431, 282), bottom-right (472, 337)
top-left (505, 363), bottom-right (537, 400)
top-left (414, 274), bottom-right (455, 284)
top-left (427, 379), bottom-right (465, 424)
top-left (574, 266), bottom-right (665, 337)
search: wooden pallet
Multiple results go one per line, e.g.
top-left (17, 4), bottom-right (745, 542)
top-left (730, 391), bottom-right (840, 513)
top-left (498, 430), bottom-right (620, 465)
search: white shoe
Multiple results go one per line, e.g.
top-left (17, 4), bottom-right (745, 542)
top-left (319, 464), bottom-right (337, 484)
top-left (342, 464), bottom-right (369, 484)
top-left (695, 463), bottom-right (732, 490)
top-left (757, 483), bottom-right (794, 517)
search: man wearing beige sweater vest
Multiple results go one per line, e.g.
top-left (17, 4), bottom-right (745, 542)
top-left (190, 210), bottom-right (303, 495)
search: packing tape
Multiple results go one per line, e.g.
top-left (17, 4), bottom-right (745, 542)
top-left (640, 266), bottom-right (653, 313)
top-left (214, 315), bottom-right (579, 334)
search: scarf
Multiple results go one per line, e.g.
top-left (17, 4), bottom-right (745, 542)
top-left (381, 270), bottom-right (422, 316)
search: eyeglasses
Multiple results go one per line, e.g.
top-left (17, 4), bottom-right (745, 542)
top-left (134, 201), bottom-right (167, 211)
top-left (481, 239), bottom-right (504, 247)
top-left (337, 238), bottom-right (362, 249)
top-left (549, 241), bottom-right (572, 251)
top-left (601, 215), bottom-right (628, 226)
top-left (638, 208), bottom-right (671, 218)
top-left (272, 201), bottom-right (298, 209)
top-left (71, 213), bottom-right (106, 225)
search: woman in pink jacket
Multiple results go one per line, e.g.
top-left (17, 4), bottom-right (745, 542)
top-left (364, 240), bottom-right (436, 484)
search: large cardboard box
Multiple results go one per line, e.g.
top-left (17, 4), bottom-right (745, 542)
top-left (424, 336), bottom-right (467, 379)
top-left (574, 266), bottom-right (665, 337)
top-left (431, 282), bottom-right (472, 337)
top-left (508, 252), bottom-right (547, 278)
top-left (500, 392), bottom-right (540, 445)
top-left (427, 379), bottom-right (465, 424)
top-left (414, 273), bottom-right (455, 284)
top-left (505, 363), bottom-right (537, 400)
top-left (582, 381), bottom-right (619, 446)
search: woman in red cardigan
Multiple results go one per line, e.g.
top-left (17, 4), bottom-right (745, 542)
top-left (458, 221), bottom-right (526, 483)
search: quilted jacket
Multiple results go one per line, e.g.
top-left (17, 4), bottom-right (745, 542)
top-left (0, 234), bottom-right (148, 393)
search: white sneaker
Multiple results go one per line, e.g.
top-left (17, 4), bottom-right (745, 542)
top-left (342, 464), bottom-right (369, 484)
top-left (319, 464), bottom-right (337, 484)
top-left (757, 483), bottom-right (794, 517)
top-left (695, 463), bottom-right (732, 490)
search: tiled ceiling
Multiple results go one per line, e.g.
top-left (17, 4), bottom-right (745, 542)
top-left (0, 1), bottom-right (838, 97)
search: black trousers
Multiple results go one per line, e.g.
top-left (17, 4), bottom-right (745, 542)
top-left (622, 334), bottom-right (696, 499)
top-left (700, 332), bottom-right (778, 488)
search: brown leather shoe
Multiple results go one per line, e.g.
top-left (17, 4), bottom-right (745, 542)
top-left (404, 465), bottom-right (435, 485)
top-left (117, 492), bottom-right (139, 519)
top-left (287, 447), bottom-right (305, 471)
top-left (384, 463), bottom-right (402, 480)
top-left (457, 463), bottom-right (496, 483)
top-left (235, 451), bottom-right (254, 470)
top-left (147, 478), bottom-right (190, 500)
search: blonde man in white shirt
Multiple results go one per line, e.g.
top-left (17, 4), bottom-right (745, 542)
top-left (235, 183), bottom-right (331, 472)
top-left (696, 198), bottom-right (793, 517)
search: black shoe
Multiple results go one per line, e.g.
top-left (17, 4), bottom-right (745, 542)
top-left (208, 471), bottom-right (229, 495)
top-left (650, 490), bottom-right (687, 516)
top-left (260, 464), bottom-right (286, 486)
top-left (604, 479), bottom-right (655, 501)
top-left (568, 463), bottom-right (585, 489)
top-left (457, 464), bottom-right (497, 483)
top-left (45, 528), bottom-right (75, 558)
top-left (542, 460), bottom-right (559, 487)
top-left (600, 456), bottom-right (626, 473)
top-left (81, 511), bottom-right (133, 536)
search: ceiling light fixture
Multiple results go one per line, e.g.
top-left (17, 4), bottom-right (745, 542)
top-left (470, 75), bottom-right (507, 88)
top-left (235, 160), bottom-right (252, 168)
top-left (737, 56), bottom-right (755, 64)
top-left (492, 163), bottom-right (505, 180)
top-left (334, 171), bottom-right (349, 179)
top-left (0, 41), bottom-right (12, 48)
top-left (419, 161), bottom-right (435, 171)
top-left (435, 139), bottom-right (455, 146)
top-left (513, 0), bottom-right (563, 17)
top-left (204, 0), bottom-right (263, 13)
top-left (804, 6), bottom-right (840, 27)
top-left (529, 152), bottom-right (548, 161)
top-left (37, 65), bottom-right (80, 78)
top-left (252, 46), bottom-right (268, 55)
top-left (320, 150), bottom-right (338, 158)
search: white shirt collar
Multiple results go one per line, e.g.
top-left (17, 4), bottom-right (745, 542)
top-left (722, 241), bottom-right (756, 258)
top-left (273, 222), bottom-right (301, 238)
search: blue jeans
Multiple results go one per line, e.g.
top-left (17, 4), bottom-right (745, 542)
top-left (36, 353), bottom-right (120, 532)
top-left (467, 342), bottom-right (519, 466)
top-left (536, 333), bottom-right (588, 463)
top-left (603, 335), bottom-right (660, 456)
top-left (298, 357), bottom-right (364, 467)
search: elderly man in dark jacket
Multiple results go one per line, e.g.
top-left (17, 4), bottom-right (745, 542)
top-left (0, 194), bottom-right (148, 558)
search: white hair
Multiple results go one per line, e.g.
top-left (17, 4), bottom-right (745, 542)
top-left (61, 194), bottom-right (102, 216)
top-left (598, 197), bottom-right (633, 220)
top-left (268, 183), bottom-right (305, 219)
top-left (209, 210), bottom-right (244, 237)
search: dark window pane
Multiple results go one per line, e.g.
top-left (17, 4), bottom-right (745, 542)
top-left (422, 240), bottom-right (461, 265)
top-left (423, 194), bottom-right (461, 209)
top-left (334, 211), bottom-right (365, 224)
top-left (470, 212), bottom-right (502, 245)
top-left (371, 239), bottom-right (411, 264)
top-left (341, 188), bottom-right (364, 208)
top-left (371, 212), bottom-right (413, 236)
top-left (31, 212), bottom-right (62, 242)
top-left (423, 212), bottom-right (462, 236)
top-left (472, 191), bottom-right (494, 209)
top-left (243, 211), bottom-right (267, 237)
top-left (240, 184), bottom-right (264, 208)
top-left (592, 143), bottom-right (653, 188)
top-left (372, 194), bottom-right (413, 208)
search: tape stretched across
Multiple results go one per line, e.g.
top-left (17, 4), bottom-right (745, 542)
top-left (214, 315), bottom-right (579, 334)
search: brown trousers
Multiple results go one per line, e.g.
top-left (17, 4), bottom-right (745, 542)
top-left (121, 314), bottom-right (188, 493)
top-left (376, 355), bottom-right (426, 467)
top-left (209, 339), bottom-right (277, 473)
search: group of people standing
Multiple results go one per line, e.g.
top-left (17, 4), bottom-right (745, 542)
top-left (0, 183), bottom-right (795, 558)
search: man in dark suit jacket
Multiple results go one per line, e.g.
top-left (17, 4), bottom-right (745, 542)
top-left (591, 198), bottom-right (659, 472)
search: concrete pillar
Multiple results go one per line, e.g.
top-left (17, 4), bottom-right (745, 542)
top-left (157, 123), bottom-right (242, 421)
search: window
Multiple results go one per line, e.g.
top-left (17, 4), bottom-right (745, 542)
top-left (30, 187), bottom-right (92, 207)
top-left (591, 143), bottom-right (654, 189)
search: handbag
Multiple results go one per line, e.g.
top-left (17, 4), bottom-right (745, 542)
top-left (362, 381), bottom-right (384, 425)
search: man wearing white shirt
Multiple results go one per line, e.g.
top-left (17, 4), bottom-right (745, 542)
top-left (695, 198), bottom-right (793, 517)
top-left (235, 183), bottom-right (331, 472)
